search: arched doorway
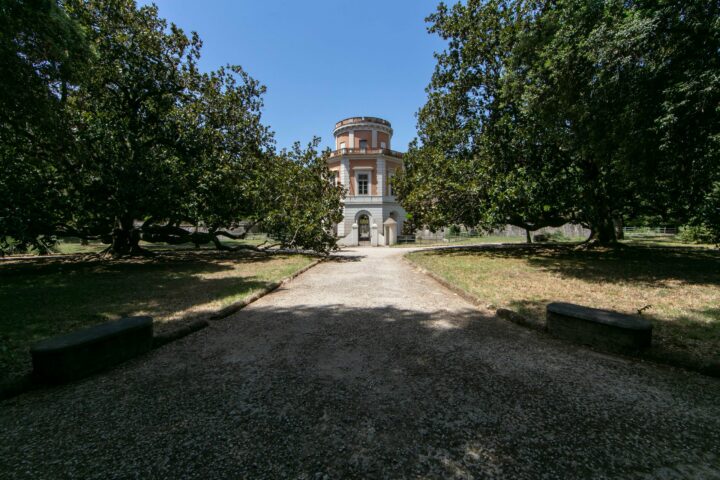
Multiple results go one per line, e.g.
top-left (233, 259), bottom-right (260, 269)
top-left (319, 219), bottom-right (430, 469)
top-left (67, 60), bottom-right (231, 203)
top-left (357, 214), bottom-right (371, 241)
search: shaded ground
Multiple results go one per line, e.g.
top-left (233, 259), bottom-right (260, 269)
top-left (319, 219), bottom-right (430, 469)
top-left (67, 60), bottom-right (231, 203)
top-left (408, 245), bottom-right (720, 367)
top-left (1, 247), bottom-right (719, 478)
top-left (1, 234), bottom-right (271, 256)
top-left (0, 250), bottom-right (314, 383)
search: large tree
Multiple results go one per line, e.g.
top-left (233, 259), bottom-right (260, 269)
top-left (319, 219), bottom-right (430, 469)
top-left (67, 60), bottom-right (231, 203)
top-left (0, 0), bottom-right (345, 256)
top-left (62, 0), bottom-right (202, 255)
top-left (60, 0), bottom-right (342, 255)
top-left (0, 0), bottom-right (89, 253)
top-left (398, 0), bottom-right (720, 245)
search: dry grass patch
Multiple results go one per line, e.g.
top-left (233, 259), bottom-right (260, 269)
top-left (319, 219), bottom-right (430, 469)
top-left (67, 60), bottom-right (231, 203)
top-left (0, 251), bottom-right (315, 382)
top-left (407, 245), bottom-right (720, 365)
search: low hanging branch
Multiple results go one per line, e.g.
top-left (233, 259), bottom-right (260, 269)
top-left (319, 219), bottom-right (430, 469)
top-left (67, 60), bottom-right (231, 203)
top-left (140, 223), bottom-right (266, 252)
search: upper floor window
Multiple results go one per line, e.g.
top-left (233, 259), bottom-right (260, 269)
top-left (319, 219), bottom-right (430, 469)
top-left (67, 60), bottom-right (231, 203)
top-left (380, 141), bottom-right (386, 149)
top-left (339, 142), bottom-right (346, 150)
top-left (329, 171), bottom-right (338, 186)
top-left (357, 173), bottom-right (369, 195)
top-left (388, 172), bottom-right (395, 196)
top-left (359, 139), bottom-right (368, 150)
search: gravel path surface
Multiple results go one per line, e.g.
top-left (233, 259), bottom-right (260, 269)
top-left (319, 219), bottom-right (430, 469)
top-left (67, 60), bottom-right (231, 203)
top-left (2, 247), bottom-right (720, 479)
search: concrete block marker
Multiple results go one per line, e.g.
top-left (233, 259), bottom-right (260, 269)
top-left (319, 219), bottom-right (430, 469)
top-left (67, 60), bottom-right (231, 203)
top-left (546, 302), bottom-right (652, 353)
top-left (30, 316), bottom-right (153, 384)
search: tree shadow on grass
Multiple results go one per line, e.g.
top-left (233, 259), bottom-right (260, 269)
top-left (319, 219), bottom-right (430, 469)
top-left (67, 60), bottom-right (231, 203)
top-left (0, 251), bottom-right (299, 383)
top-left (0, 249), bottom-right (278, 277)
top-left (644, 306), bottom-right (720, 364)
top-left (425, 244), bottom-right (720, 286)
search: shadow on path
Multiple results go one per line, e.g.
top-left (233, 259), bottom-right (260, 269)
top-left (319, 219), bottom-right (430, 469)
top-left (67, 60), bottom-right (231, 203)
top-left (2, 303), bottom-right (719, 478)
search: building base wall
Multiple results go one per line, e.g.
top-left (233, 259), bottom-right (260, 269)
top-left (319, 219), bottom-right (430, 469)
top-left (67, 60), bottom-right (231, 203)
top-left (338, 202), bottom-right (406, 246)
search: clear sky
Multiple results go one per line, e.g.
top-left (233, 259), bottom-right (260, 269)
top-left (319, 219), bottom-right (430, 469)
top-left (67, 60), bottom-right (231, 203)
top-left (138, 0), bottom-right (446, 151)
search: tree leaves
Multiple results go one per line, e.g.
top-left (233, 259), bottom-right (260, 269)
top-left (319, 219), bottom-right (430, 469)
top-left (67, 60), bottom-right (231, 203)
top-left (400, 0), bottom-right (719, 245)
top-left (1, 0), bottom-right (342, 255)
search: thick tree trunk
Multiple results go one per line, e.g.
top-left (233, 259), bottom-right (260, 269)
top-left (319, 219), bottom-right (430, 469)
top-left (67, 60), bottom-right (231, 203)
top-left (109, 217), bottom-right (145, 257)
top-left (525, 228), bottom-right (532, 244)
top-left (587, 217), bottom-right (618, 246)
top-left (614, 217), bottom-right (624, 240)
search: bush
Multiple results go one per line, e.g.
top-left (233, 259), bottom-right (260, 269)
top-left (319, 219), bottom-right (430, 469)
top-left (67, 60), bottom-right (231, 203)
top-left (447, 225), bottom-right (461, 236)
top-left (678, 224), bottom-right (716, 244)
top-left (545, 231), bottom-right (569, 242)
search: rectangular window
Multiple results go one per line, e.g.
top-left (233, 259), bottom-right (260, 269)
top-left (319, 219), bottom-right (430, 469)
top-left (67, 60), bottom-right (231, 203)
top-left (359, 139), bottom-right (368, 150)
top-left (357, 173), bottom-right (369, 195)
top-left (339, 142), bottom-right (346, 150)
top-left (388, 172), bottom-right (395, 196)
top-left (380, 141), bottom-right (386, 149)
top-left (329, 171), bottom-right (337, 185)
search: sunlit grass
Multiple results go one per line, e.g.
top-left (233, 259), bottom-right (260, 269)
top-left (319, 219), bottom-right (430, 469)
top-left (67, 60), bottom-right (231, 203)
top-left (407, 245), bottom-right (720, 364)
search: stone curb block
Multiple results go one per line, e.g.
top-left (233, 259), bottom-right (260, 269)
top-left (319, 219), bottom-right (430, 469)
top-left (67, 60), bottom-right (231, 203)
top-left (31, 316), bottom-right (154, 384)
top-left (403, 252), bottom-right (720, 379)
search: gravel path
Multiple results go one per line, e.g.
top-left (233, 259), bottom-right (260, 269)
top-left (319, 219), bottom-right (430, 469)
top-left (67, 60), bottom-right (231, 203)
top-left (2, 247), bottom-right (719, 479)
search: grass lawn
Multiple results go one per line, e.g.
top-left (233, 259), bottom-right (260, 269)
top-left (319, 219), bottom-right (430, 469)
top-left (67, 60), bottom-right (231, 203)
top-left (394, 235), bottom-right (528, 248)
top-left (0, 250), bottom-right (315, 383)
top-left (407, 245), bottom-right (720, 366)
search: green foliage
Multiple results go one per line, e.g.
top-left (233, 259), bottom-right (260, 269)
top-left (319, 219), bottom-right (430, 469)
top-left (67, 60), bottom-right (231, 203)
top-left (0, 0), bottom-right (90, 252)
top-left (0, 0), bottom-right (341, 255)
top-left (678, 225), bottom-right (716, 245)
top-left (698, 182), bottom-right (720, 244)
top-left (62, 0), bottom-right (203, 254)
top-left (680, 182), bottom-right (720, 245)
top-left (258, 140), bottom-right (344, 254)
top-left (400, 0), bottom-right (720, 246)
top-left (545, 231), bottom-right (570, 243)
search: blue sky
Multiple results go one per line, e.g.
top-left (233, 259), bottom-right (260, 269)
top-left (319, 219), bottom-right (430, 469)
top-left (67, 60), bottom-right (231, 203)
top-left (138, 0), bottom-right (446, 151)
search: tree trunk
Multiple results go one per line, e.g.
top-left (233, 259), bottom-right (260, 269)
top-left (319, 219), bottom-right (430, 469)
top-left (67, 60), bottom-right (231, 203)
top-left (614, 217), bottom-right (624, 240)
top-left (109, 216), bottom-right (143, 256)
top-left (587, 217), bottom-right (618, 246)
top-left (525, 228), bottom-right (532, 244)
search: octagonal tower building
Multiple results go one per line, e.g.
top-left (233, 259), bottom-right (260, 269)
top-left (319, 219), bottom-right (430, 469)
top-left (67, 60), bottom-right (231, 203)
top-left (328, 116), bottom-right (406, 246)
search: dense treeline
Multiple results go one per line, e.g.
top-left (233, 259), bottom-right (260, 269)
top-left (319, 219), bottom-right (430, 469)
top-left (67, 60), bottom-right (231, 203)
top-left (396, 0), bottom-right (720, 245)
top-left (0, 0), bottom-right (342, 255)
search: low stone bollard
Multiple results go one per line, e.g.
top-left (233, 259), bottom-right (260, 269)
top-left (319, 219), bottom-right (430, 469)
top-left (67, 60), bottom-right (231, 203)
top-left (546, 302), bottom-right (652, 353)
top-left (31, 316), bottom-right (153, 383)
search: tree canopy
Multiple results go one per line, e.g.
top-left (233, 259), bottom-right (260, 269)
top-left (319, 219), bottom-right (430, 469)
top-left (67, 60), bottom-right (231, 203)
top-left (1, 0), bottom-right (343, 255)
top-left (0, 0), bottom-right (89, 253)
top-left (396, 0), bottom-right (720, 244)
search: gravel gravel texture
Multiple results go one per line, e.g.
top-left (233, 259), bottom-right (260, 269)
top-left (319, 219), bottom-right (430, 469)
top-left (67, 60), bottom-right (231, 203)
top-left (1, 247), bottom-right (719, 479)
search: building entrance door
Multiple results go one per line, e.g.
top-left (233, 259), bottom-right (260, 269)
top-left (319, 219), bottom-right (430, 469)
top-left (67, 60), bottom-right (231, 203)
top-left (358, 214), bottom-right (370, 240)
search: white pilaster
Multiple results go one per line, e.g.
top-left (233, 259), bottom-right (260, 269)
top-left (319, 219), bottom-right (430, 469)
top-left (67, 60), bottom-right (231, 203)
top-left (349, 131), bottom-right (355, 149)
top-left (371, 129), bottom-right (378, 148)
top-left (340, 157), bottom-right (350, 188)
top-left (376, 156), bottom-right (386, 196)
